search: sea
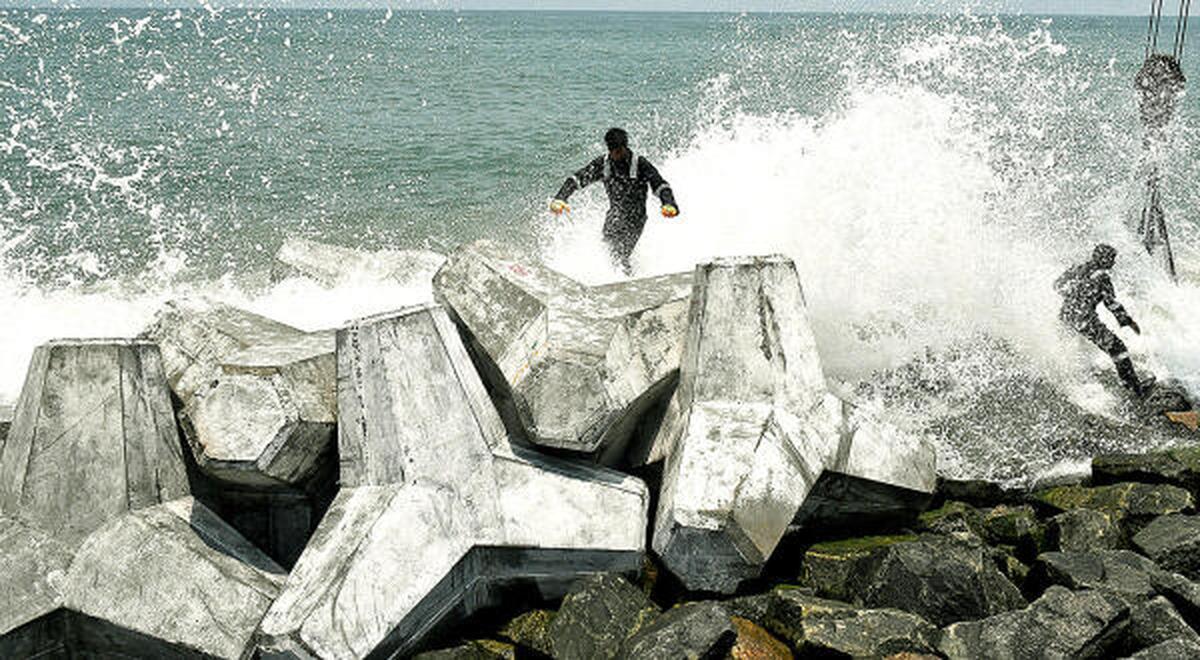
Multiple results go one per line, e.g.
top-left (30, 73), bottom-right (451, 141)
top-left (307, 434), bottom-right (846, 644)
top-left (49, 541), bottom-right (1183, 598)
top-left (3, 8), bottom-right (1200, 483)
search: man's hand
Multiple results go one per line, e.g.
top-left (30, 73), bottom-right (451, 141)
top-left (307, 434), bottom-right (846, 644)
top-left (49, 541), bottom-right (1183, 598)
top-left (661, 204), bottom-right (679, 218)
top-left (550, 199), bottom-right (570, 215)
top-left (1127, 320), bottom-right (1142, 335)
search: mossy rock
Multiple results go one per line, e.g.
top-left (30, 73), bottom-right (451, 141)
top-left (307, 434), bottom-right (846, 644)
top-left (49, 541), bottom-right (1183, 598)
top-left (1030, 482), bottom-right (1193, 531)
top-left (414, 639), bottom-right (516, 660)
top-left (980, 505), bottom-right (1047, 560)
top-left (498, 609), bottom-right (555, 656)
top-left (801, 535), bottom-right (917, 603)
top-left (763, 588), bottom-right (857, 645)
top-left (918, 501), bottom-right (984, 537)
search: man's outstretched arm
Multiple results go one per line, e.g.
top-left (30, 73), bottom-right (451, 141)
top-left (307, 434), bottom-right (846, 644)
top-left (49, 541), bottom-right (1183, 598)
top-left (1098, 273), bottom-right (1140, 333)
top-left (553, 157), bottom-right (605, 208)
top-left (641, 158), bottom-right (678, 213)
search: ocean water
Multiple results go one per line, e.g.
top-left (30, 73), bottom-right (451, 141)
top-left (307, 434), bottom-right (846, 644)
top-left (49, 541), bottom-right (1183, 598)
top-left (3, 8), bottom-right (1200, 481)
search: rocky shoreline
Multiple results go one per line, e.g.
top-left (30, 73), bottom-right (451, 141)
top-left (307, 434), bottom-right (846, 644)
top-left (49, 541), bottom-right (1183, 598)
top-left (418, 452), bottom-right (1200, 659)
top-left (1, 239), bottom-right (1197, 659)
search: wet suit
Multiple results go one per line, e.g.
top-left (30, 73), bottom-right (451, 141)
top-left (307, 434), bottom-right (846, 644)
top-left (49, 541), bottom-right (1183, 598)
top-left (555, 153), bottom-right (677, 274)
top-left (1054, 257), bottom-right (1143, 394)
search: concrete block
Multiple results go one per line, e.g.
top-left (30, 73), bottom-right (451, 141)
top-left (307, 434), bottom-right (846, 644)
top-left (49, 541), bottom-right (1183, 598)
top-left (0, 404), bottom-right (11, 447)
top-left (0, 515), bottom-right (73, 643)
top-left (257, 304), bottom-right (649, 659)
top-left (0, 340), bottom-right (190, 547)
top-left (272, 237), bottom-right (446, 287)
top-left (0, 498), bottom-right (285, 658)
top-left (433, 241), bottom-right (691, 462)
top-left (652, 257), bottom-right (936, 593)
top-left (146, 299), bottom-right (337, 490)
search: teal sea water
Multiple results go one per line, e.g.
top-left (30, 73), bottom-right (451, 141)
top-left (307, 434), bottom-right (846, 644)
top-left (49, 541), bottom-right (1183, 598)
top-left (3, 8), bottom-right (1200, 480)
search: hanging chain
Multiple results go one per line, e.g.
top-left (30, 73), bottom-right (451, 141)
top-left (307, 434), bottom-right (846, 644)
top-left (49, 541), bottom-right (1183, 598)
top-left (1175, 0), bottom-right (1192, 60)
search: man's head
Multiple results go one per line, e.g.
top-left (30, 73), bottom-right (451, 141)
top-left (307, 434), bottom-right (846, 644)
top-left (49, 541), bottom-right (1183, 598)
top-left (605, 127), bottom-right (630, 161)
top-left (1093, 243), bottom-right (1117, 269)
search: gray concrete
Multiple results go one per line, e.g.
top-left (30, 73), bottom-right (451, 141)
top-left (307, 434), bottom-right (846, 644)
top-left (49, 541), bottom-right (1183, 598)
top-left (433, 240), bottom-right (691, 462)
top-left (652, 257), bottom-right (936, 593)
top-left (1, 498), bottom-right (286, 658)
top-left (257, 304), bottom-right (649, 659)
top-left (0, 340), bottom-right (191, 547)
top-left (272, 237), bottom-right (446, 288)
top-left (145, 299), bottom-right (337, 489)
top-left (0, 404), bottom-right (11, 446)
top-left (0, 515), bottom-right (73, 644)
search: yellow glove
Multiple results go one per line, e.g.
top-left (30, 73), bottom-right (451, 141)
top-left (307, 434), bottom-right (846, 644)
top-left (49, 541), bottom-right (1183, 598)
top-left (550, 199), bottom-right (570, 215)
top-left (661, 204), bottom-right (679, 218)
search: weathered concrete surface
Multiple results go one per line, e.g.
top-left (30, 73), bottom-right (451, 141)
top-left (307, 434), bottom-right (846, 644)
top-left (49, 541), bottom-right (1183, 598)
top-left (0, 404), bottom-right (11, 446)
top-left (0, 340), bottom-right (190, 546)
top-left (652, 257), bottom-right (936, 593)
top-left (257, 305), bottom-right (649, 659)
top-left (1, 498), bottom-right (285, 658)
top-left (184, 332), bottom-right (336, 488)
top-left (0, 515), bottom-right (73, 644)
top-left (433, 240), bottom-right (691, 461)
top-left (144, 298), bottom-right (308, 402)
top-left (145, 299), bottom-right (337, 490)
top-left (272, 237), bottom-right (446, 288)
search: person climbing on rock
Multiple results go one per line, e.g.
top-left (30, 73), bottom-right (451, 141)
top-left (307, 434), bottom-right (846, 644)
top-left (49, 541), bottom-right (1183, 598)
top-left (550, 127), bottom-right (679, 275)
top-left (1055, 244), bottom-right (1149, 396)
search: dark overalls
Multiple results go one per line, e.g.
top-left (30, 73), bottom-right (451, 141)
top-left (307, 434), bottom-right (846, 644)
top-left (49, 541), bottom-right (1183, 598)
top-left (555, 153), bottom-right (677, 274)
top-left (1054, 261), bottom-right (1141, 392)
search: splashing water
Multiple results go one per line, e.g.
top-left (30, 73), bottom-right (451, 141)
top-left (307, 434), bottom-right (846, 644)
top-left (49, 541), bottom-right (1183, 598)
top-left (3, 10), bottom-right (1199, 482)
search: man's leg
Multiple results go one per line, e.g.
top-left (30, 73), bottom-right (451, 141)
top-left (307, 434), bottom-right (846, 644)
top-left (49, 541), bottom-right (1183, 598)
top-left (1080, 317), bottom-right (1143, 395)
top-left (602, 213), bottom-right (645, 276)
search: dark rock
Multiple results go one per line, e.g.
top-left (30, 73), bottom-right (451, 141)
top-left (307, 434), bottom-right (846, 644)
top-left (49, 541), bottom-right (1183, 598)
top-left (1124, 637), bottom-right (1200, 659)
top-left (763, 588), bottom-right (857, 644)
top-left (934, 478), bottom-right (1019, 508)
top-left (1030, 551), bottom-right (1161, 602)
top-left (1148, 571), bottom-right (1200, 631)
top-left (766, 591), bottom-right (938, 659)
top-left (729, 617), bottom-right (792, 660)
top-left (414, 640), bottom-right (515, 660)
top-left (800, 535), bottom-right (916, 603)
top-left (547, 574), bottom-right (659, 660)
top-left (1049, 509), bottom-right (1125, 553)
top-left (804, 609), bottom-right (938, 658)
top-left (1121, 596), bottom-right (1200, 654)
top-left (725, 594), bottom-right (773, 625)
top-left (1030, 483), bottom-right (1193, 533)
top-left (917, 501), bottom-right (984, 539)
top-left (1142, 382), bottom-right (1192, 415)
top-left (498, 610), bottom-right (554, 657)
top-left (858, 537), bottom-right (1027, 626)
top-left (617, 601), bottom-right (736, 660)
top-left (939, 586), bottom-right (1130, 660)
top-left (1094, 448), bottom-right (1200, 495)
top-left (1133, 515), bottom-right (1200, 580)
top-left (979, 505), bottom-right (1046, 560)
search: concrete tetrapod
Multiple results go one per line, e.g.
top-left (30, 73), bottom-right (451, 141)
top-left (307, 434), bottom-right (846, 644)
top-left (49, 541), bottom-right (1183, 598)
top-left (1, 498), bottom-right (286, 658)
top-left (652, 257), bottom-right (936, 594)
top-left (144, 299), bottom-right (336, 489)
top-left (145, 300), bottom-right (338, 565)
top-left (0, 340), bottom-right (191, 546)
top-left (256, 305), bottom-right (649, 659)
top-left (433, 240), bottom-right (692, 463)
top-left (271, 237), bottom-right (447, 288)
top-left (0, 340), bottom-right (286, 657)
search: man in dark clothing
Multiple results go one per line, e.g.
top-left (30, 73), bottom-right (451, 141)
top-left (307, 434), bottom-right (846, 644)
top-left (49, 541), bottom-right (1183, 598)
top-left (550, 128), bottom-right (679, 274)
top-left (1054, 244), bottom-right (1147, 395)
